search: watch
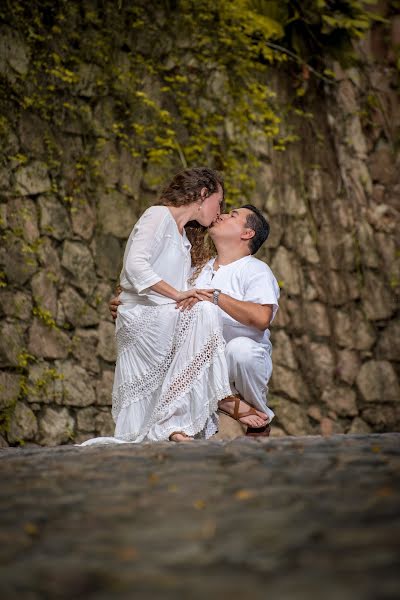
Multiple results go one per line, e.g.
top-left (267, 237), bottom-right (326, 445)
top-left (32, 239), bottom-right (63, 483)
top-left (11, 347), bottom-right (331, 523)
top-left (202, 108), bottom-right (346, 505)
top-left (213, 289), bottom-right (221, 305)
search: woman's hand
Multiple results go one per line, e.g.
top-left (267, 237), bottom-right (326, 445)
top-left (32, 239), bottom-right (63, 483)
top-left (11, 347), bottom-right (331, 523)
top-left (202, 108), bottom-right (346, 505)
top-left (175, 297), bottom-right (199, 311)
top-left (194, 290), bottom-right (214, 303)
top-left (174, 288), bottom-right (214, 303)
top-left (174, 288), bottom-right (215, 310)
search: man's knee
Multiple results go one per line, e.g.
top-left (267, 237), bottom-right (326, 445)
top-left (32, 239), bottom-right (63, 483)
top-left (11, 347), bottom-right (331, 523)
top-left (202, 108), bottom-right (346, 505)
top-left (226, 337), bottom-right (256, 366)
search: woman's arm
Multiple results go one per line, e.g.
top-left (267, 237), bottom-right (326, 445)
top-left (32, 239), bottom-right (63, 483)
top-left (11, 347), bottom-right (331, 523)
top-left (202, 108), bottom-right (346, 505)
top-left (150, 281), bottom-right (207, 302)
top-left (124, 208), bottom-right (166, 293)
top-left (109, 287), bottom-right (210, 320)
top-left (124, 208), bottom-right (209, 302)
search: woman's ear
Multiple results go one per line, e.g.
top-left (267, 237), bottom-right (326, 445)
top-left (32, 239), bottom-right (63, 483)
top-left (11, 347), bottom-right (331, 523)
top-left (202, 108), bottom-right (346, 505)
top-left (200, 187), bottom-right (208, 201)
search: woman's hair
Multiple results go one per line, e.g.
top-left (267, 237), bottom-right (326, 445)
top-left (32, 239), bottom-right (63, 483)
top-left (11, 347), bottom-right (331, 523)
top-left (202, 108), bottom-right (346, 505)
top-left (160, 167), bottom-right (224, 282)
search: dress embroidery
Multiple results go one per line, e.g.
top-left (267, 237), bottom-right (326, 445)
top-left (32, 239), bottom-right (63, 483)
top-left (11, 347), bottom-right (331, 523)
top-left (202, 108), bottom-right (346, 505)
top-left (112, 303), bottom-right (231, 441)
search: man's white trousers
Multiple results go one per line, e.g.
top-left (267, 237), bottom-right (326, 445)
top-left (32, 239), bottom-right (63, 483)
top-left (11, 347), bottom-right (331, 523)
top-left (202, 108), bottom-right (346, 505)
top-left (225, 336), bottom-right (275, 423)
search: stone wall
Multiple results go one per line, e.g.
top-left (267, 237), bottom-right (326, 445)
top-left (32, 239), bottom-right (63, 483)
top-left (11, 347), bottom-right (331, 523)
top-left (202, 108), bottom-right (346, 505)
top-left (257, 14), bottom-right (400, 436)
top-left (0, 3), bottom-right (399, 445)
top-left (258, 66), bottom-right (399, 434)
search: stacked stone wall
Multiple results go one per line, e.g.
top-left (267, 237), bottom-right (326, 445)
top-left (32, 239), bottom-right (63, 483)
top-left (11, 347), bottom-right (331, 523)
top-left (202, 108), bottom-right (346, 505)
top-left (0, 3), bottom-right (398, 445)
top-left (257, 49), bottom-right (400, 435)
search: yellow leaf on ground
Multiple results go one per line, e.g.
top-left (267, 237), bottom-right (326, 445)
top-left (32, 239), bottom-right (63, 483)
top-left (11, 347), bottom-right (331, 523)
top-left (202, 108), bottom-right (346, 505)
top-left (24, 523), bottom-right (39, 536)
top-left (234, 489), bottom-right (256, 501)
top-left (148, 473), bottom-right (159, 484)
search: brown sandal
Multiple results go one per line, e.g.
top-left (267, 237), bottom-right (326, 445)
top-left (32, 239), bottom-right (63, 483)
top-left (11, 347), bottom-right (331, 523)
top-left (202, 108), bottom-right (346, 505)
top-left (219, 397), bottom-right (269, 430)
top-left (246, 423), bottom-right (271, 437)
top-left (169, 431), bottom-right (194, 442)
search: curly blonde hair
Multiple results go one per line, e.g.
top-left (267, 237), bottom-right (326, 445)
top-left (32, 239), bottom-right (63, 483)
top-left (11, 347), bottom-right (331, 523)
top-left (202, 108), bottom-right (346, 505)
top-left (159, 167), bottom-right (224, 283)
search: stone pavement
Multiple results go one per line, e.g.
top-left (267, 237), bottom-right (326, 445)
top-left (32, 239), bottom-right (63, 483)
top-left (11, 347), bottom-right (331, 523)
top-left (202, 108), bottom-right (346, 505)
top-left (1, 433), bottom-right (399, 599)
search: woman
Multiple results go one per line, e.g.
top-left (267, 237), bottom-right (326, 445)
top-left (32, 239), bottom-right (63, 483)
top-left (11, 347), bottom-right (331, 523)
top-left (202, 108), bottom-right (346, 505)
top-left (81, 167), bottom-right (232, 445)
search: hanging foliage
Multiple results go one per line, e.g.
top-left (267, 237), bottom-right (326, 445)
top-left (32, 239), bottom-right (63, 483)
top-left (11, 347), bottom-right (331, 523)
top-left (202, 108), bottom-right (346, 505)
top-left (0, 0), bottom-right (380, 200)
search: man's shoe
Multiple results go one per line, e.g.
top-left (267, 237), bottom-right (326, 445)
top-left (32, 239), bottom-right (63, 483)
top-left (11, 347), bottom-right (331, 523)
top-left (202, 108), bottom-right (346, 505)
top-left (246, 423), bottom-right (271, 437)
top-left (219, 396), bottom-right (268, 428)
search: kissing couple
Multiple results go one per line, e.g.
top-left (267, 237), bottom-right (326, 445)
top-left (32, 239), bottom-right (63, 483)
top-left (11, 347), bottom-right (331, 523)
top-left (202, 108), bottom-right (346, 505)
top-left (79, 167), bottom-right (279, 446)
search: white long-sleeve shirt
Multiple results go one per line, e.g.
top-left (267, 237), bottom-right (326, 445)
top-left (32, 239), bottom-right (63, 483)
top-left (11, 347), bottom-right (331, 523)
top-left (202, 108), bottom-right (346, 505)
top-left (119, 206), bottom-right (191, 306)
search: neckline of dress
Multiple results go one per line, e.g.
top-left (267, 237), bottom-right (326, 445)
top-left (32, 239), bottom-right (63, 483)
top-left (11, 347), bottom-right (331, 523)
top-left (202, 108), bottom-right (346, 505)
top-left (165, 206), bottom-right (185, 236)
top-left (164, 207), bottom-right (191, 248)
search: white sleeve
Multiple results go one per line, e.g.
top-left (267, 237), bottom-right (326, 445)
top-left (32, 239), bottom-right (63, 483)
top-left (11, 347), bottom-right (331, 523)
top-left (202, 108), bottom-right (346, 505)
top-left (244, 266), bottom-right (280, 322)
top-left (124, 207), bottom-right (169, 293)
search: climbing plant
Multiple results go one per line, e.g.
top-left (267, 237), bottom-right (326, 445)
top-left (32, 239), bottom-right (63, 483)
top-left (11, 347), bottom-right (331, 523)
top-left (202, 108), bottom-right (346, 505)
top-left (0, 0), bottom-right (380, 200)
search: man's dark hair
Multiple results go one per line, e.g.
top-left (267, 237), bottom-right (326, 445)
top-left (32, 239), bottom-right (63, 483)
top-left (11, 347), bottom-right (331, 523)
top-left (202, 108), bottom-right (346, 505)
top-left (241, 204), bottom-right (270, 254)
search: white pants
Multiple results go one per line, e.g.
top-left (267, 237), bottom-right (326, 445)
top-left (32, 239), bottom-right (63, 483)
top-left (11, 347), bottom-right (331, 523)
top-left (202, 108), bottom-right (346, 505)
top-left (225, 336), bottom-right (275, 423)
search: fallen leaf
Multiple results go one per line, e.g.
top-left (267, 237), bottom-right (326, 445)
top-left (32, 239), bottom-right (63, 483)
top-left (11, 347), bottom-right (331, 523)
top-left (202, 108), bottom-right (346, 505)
top-left (234, 489), bottom-right (256, 501)
top-left (116, 546), bottom-right (138, 561)
top-left (24, 523), bottom-right (39, 536)
top-left (148, 473), bottom-right (159, 484)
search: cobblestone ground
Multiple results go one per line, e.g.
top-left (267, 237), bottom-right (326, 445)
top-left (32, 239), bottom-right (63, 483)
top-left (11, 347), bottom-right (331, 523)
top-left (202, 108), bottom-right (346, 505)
top-left (1, 433), bottom-right (399, 599)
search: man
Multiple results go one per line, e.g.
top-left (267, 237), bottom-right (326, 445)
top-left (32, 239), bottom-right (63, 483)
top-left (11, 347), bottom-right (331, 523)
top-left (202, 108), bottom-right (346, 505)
top-left (110, 204), bottom-right (280, 436)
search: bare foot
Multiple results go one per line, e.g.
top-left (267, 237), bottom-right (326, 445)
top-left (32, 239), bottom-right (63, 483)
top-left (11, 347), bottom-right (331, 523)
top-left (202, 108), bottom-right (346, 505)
top-left (169, 432), bottom-right (194, 442)
top-left (219, 396), bottom-right (268, 428)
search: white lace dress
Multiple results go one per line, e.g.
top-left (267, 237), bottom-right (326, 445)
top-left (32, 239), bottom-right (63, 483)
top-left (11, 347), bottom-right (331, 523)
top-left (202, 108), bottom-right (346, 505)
top-left (79, 205), bottom-right (231, 445)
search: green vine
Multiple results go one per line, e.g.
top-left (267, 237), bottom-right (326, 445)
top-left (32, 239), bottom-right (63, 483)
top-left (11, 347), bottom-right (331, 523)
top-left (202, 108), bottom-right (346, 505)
top-left (0, 0), bottom-right (380, 202)
top-left (32, 305), bottom-right (57, 328)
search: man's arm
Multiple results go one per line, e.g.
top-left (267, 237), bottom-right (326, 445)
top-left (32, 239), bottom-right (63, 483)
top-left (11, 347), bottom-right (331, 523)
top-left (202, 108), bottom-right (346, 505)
top-left (216, 294), bottom-right (273, 331)
top-left (193, 291), bottom-right (273, 331)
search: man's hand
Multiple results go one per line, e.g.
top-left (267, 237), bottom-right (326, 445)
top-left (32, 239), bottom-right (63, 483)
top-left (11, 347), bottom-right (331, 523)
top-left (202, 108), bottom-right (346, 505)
top-left (109, 295), bottom-right (121, 320)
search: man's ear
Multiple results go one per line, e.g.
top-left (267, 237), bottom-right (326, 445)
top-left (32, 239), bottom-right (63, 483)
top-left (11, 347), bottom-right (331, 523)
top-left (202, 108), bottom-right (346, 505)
top-left (241, 228), bottom-right (255, 241)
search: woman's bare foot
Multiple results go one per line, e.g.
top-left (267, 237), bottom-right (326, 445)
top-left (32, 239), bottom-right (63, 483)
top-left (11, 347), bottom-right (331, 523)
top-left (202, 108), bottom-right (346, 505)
top-left (169, 432), bottom-right (194, 442)
top-left (219, 396), bottom-right (268, 428)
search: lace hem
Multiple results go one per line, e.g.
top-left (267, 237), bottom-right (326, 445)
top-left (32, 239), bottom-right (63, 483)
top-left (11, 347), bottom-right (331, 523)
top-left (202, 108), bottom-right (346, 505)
top-left (115, 382), bottom-right (230, 442)
top-left (196, 413), bottom-right (219, 439)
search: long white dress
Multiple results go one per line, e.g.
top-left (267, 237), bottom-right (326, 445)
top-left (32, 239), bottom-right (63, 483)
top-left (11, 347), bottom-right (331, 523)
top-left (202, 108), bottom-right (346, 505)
top-left (79, 206), bottom-right (231, 445)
